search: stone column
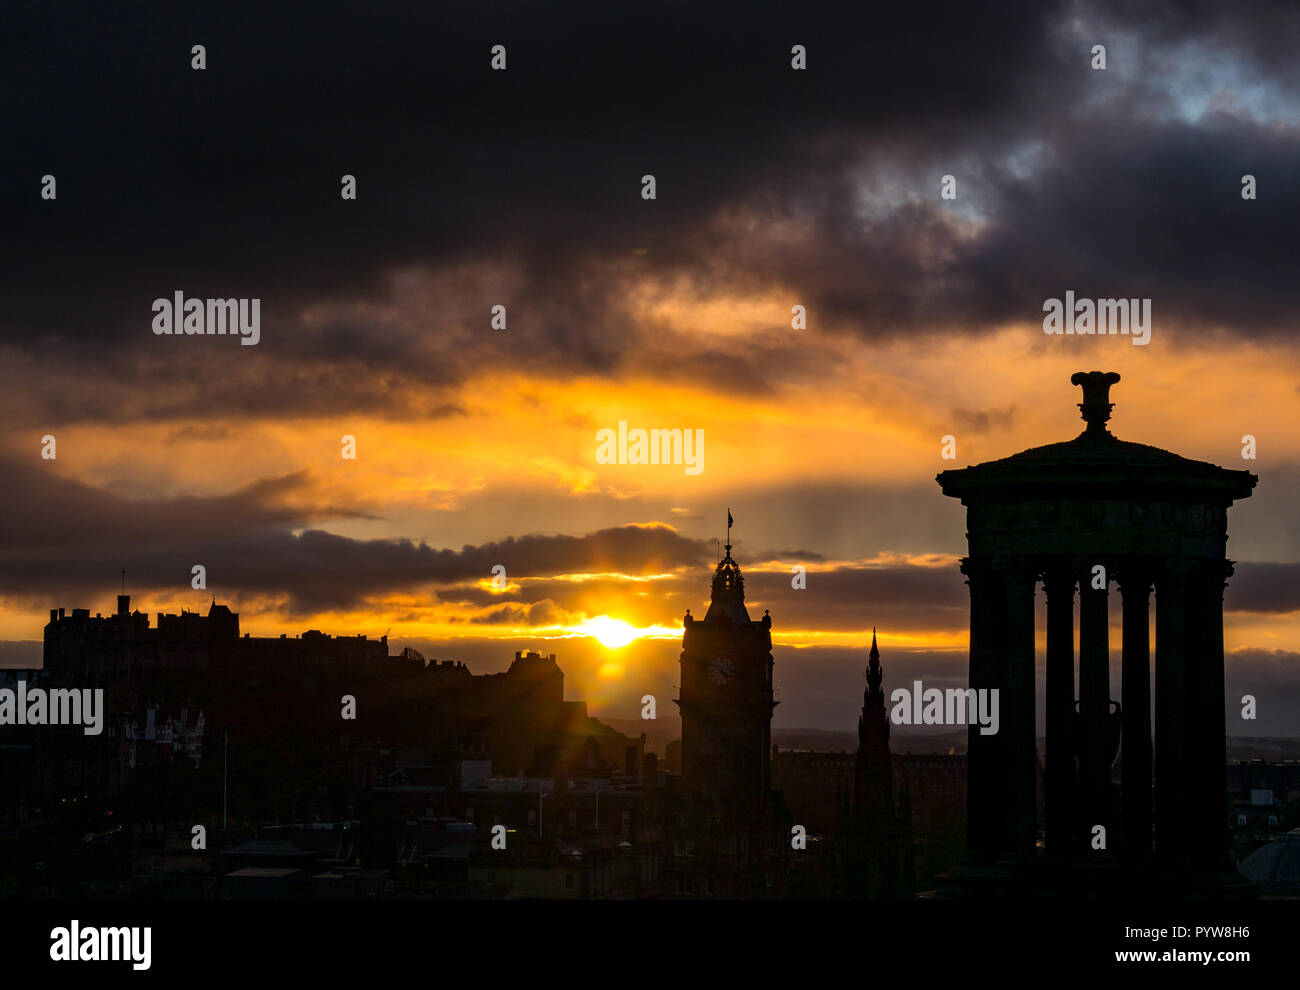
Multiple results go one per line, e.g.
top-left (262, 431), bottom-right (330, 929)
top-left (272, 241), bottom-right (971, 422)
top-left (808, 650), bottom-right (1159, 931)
top-left (1154, 557), bottom-right (1188, 867)
top-left (961, 556), bottom-right (1005, 863)
top-left (1184, 558), bottom-right (1232, 872)
top-left (1118, 560), bottom-right (1153, 860)
top-left (1077, 558), bottom-right (1111, 841)
top-left (1042, 560), bottom-right (1076, 858)
top-left (997, 556), bottom-right (1038, 862)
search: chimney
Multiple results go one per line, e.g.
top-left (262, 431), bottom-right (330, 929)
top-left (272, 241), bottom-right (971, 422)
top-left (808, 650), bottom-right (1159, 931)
top-left (117, 594), bottom-right (130, 617)
top-left (49, 608), bottom-right (58, 623)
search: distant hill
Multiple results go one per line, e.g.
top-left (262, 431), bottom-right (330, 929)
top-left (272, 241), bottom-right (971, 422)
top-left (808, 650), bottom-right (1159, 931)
top-left (772, 727), bottom-right (969, 755)
top-left (1228, 737), bottom-right (1300, 761)
top-left (598, 722), bottom-right (1300, 762)
top-left (0, 640), bottom-right (42, 669)
top-left (599, 718), bottom-right (968, 756)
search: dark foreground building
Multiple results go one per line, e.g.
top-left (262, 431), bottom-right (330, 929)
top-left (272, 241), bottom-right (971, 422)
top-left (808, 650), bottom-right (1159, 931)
top-left (936, 371), bottom-right (1257, 896)
top-left (16, 598), bottom-right (639, 825)
top-left (8, 528), bottom-right (979, 899)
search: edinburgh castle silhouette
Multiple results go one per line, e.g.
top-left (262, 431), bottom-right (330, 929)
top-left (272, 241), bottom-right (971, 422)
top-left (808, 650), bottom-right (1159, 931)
top-left (0, 373), bottom-right (1267, 898)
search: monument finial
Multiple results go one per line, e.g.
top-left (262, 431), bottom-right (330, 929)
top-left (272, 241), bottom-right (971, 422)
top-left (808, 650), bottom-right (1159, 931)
top-left (1070, 370), bottom-right (1121, 433)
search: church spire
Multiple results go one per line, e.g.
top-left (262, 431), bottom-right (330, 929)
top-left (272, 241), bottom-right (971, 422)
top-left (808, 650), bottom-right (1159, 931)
top-left (859, 629), bottom-right (887, 745)
top-left (866, 627), bottom-right (882, 695)
top-left (855, 628), bottom-right (892, 812)
top-left (846, 627), bottom-right (907, 897)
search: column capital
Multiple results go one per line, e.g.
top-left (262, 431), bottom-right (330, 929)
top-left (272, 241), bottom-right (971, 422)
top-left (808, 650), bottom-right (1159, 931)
top-left (1115, 559), bottom-right (1155, 598)
top-left (988, 556), bottom-right (1038, 599)
top-left (1040, 559), bottom-right (1077, 595)
top-left (1189, 558), bottom-right (1235, 601)
top-left (1214, 558), bottom-right (1235, 586)
top-left (1075, 555), bottom-right (1113, 593)
top-left (962, 554), bottom-right (1039, 588)
top-left (1154, 556), bottom-right (1196, 588)
top-left (1159, 556), bottom-right (1233, 584)
top-left (959, 555), bottom-right (990, 593)
top-left (987, 554), bottom-right (1036, 576)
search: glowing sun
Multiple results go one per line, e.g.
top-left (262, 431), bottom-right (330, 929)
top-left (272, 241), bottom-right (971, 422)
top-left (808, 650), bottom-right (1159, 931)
top-left (579, 615), bottom-right (640, 649)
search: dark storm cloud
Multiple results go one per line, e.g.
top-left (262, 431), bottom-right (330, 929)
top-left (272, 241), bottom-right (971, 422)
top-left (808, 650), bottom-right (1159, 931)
top-left (1225, 648), bottom-right (1300, 737)
top-left (942, 115), bottom-right (1300, 338)
top-left (0, 451), bottom-right (978, 621)
top-left (1, 1), bottom-right (1068, 303)
top-left (746, 563), bottom-right (965, 606)
top-left (437, 557), bottom-right (1300, 632)
top-left (459, 600), bottom-right (567, 627)
top-left (0, 459), bottom-right (356, 551)
top-left (444, 578), bottom-right (680, 612)
top-left (440, 555), bottom-right (969, 633)
top-left (1088, 0), bottom-right (1300, 79)
top-left (4, 2), bottom-right (1299, 415)
top-left (1226, 562), bottom-right (1300, 615)
top-left (0, 456), bottom-right (711, 610)
top-left (950, 406), bottom-right (1017, 435)
top-left (0, 0), bottom-right (1071, 422)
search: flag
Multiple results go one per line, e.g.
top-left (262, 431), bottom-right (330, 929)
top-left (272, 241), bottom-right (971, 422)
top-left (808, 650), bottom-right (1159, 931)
top-left (727, 509), bottom-right (733, 529)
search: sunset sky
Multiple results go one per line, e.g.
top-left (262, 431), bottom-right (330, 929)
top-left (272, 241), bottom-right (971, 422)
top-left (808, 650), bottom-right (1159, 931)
top-left (4, 1), bottom-right (1300, 734)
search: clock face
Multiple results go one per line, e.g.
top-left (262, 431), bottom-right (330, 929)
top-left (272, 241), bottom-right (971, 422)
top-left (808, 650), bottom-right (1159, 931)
top-left (708, 657), bottom-right (735, 684)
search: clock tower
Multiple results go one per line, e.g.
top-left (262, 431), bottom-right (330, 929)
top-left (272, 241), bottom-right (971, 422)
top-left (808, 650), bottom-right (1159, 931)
top-left (668, 512), bottom-right (790, 898)
top-left (676, 526), bottom-right (776, 803)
